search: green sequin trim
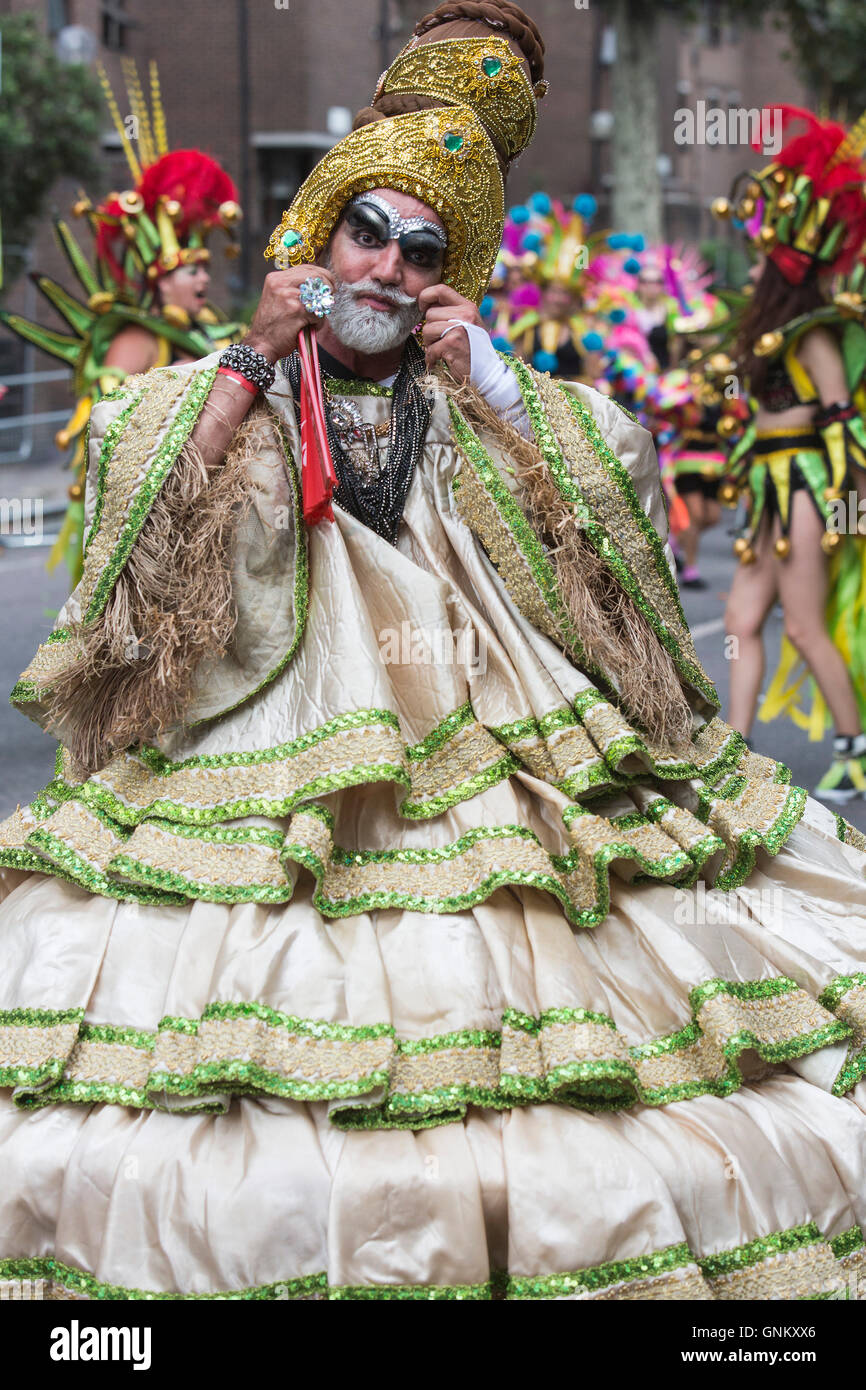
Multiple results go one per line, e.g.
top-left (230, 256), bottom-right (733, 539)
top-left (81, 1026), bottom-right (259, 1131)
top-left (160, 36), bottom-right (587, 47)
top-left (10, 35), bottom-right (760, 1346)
top-left (84, 387), bottom-right (146, 559)
top-left (85, 368), bottom-right (218, 624)
top-left (0, 1006), bottom-right (84, 1027)
top-left (324, 376), bottom-right (393, 398)
top-left (4, 1219), bottom-right (858, 1300)
top-left (508, 356), bottom-right (718, 710)
top-left (20, 826), bottom-right (187, 906)
top-left (399, 754), bottom-right (519, 821)
top-left (0, 730), bottom-right (804, 927)
top-left (448, 397), bottom-right (612, 693)
top-left (133, 706), bottom-right (402, 776)
top-left (278, 817), bottom-right (715, 930)
top-left (328, 1280), bottom-right (497, 1300)
top-left (0, 1007), bottom-right (84, 1088)
top-left (818, 972), bottom-right (866, 1011)
top-left (405, 702), bottom-right (475, 759)
top-left (73, 708), bottom-right (407, 829)
top-left (833, 812), bottom-right (866, 851)
top-left (0, 1258), bottom-right (328, 1301)
top-left (399, 701), bottom-right (520, 818)
top-left (692, 763), bottom-right (807, 892)
top-left (504, 1005), bottom-right (616, 1032)
top-left (490, 702), bottom-right (745, 801)
top-left (2, 972), bottom-right (854, 1122)
top-left (818, 972), bottom-right (866, 1094)
top-left (697, 1222), bottom-right (822, 1280)
top-left (2, 781), bottom-right (754, 923)
top-left (509, 1241), bottom-right (694, 1299)
top-left (830, 1225), bottom-right (864, 1260)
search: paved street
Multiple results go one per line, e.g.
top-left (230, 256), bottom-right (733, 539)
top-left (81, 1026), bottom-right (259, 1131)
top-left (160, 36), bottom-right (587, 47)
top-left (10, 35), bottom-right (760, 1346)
top-left (0, 487), bottom-right (864, 830)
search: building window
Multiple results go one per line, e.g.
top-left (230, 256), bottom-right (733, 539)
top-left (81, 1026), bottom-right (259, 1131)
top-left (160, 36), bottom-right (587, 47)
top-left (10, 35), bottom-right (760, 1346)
top-left (101, 0), bottom-right (136, 51)
top-left (701, 0), bottom-right (723, 48)
top-left (253, 137), bottom-right (336, 237)
top-left (46, 0), bottom-right (71, 36)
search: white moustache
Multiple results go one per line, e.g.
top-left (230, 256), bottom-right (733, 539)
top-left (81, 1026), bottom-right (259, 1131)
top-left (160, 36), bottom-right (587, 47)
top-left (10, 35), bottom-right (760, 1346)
top-left (345, 279), bottom-right (417, 310)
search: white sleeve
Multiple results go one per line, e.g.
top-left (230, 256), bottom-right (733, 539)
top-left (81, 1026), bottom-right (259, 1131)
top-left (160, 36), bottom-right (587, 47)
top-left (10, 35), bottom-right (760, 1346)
top-left (445, 320), bottom-right (531, 438)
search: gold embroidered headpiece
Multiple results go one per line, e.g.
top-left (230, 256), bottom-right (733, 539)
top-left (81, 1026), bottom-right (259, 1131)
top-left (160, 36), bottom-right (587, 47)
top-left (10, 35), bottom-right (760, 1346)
top-left (374, 36), bottom-right (537, 164)
top-left (264, 106), bottom-right (505, 304)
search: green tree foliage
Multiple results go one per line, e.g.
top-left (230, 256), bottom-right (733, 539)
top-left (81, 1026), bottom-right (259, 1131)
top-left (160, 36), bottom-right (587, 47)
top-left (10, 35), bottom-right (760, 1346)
top-left (772, 0), bottom-right (866, 114)
top-left (0, 13), bottom-right (102, 284)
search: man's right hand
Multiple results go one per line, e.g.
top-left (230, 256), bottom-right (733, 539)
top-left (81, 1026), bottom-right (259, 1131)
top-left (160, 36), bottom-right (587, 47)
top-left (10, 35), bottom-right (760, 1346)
top-left (242, 264), bottom-right (337, 363)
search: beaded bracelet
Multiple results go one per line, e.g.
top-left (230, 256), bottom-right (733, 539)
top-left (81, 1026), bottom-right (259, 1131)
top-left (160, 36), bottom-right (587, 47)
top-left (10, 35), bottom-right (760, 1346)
top-left (218, 343), bottom-right (277, 393)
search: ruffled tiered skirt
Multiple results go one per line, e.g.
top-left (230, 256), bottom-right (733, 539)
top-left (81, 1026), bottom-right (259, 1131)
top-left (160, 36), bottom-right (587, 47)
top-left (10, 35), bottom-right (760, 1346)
top-left (2, 428), bottom-right (866, 1299)
top-left (1, 787), bottom-right (866, 1300)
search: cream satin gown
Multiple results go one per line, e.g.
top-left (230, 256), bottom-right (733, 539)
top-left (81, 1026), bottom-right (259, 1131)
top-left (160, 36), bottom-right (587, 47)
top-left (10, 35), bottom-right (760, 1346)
top-left (0, 366), bottom-right (864, 1301)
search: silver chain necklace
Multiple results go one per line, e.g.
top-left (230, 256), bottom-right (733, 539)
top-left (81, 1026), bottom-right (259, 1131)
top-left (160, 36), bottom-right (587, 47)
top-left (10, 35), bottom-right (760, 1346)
top-left (325, 394), bottom-right (391, 486)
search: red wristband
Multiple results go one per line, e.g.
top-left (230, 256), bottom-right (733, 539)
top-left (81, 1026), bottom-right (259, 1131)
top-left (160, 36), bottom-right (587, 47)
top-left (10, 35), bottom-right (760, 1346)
top-left (217, 366), bottom-right (259, 395)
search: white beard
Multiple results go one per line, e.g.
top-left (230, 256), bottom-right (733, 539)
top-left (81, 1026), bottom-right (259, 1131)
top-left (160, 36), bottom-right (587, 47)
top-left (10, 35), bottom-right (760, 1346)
top-left (327, 278), bottom-right (419, 354)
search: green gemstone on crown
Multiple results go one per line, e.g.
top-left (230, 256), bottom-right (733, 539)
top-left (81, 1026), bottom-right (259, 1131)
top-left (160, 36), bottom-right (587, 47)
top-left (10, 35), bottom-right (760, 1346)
top-left (281, 229), bottom-right (301, 248)
top-left (443, 132), bottom-right (464, 152)
top-left (481, 56), bottom-right (502, 76)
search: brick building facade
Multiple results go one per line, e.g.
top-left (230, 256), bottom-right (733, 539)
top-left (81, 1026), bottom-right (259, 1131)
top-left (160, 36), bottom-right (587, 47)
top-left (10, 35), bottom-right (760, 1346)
top-left (2, 0), bottom-right (809, 320)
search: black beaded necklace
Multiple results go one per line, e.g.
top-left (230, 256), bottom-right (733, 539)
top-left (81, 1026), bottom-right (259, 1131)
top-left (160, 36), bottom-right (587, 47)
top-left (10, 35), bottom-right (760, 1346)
top-left (284, 337), bottom-right (431, 544)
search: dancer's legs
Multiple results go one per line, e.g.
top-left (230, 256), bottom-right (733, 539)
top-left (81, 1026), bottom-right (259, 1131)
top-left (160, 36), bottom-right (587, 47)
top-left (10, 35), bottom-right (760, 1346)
top-left (724, 512), bottom-right (778, 737)
top-left (776, 491), bottom-right (861, 736)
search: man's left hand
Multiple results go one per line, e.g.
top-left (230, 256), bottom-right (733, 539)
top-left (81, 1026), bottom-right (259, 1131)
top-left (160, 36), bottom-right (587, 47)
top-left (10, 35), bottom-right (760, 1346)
top-left (418, 284), bottom-right (482, 379)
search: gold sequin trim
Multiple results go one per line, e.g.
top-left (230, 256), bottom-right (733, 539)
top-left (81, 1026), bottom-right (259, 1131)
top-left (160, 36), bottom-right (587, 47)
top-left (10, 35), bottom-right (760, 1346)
top-left (76, 369), bottom-right (189, 619)
top-left (705, 1243), bottom-right (844, 1300)
top-left (12, 633), bottom-right (86, 701)
top-left (586, 1267), bottom-right (711, 1301)
top-left (530, 369), bottom-right (710, 695)
top-left (451, 418), bottom-right (561, 644)
top-left (89, 723), bottom-right (405, 817)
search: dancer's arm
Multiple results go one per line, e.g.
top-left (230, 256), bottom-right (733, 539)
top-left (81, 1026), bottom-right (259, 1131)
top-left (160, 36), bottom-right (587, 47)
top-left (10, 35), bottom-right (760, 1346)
top-left (796, 326), bottom-right (848, 404)
top-left (189, 264), bottom-right (335, 469)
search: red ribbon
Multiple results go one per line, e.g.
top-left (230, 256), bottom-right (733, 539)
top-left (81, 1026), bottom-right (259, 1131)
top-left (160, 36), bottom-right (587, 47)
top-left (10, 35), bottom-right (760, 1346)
top-left (297, 326), bottom-right (338, 525)
top-left (769, 244), bottom-right (814, 285)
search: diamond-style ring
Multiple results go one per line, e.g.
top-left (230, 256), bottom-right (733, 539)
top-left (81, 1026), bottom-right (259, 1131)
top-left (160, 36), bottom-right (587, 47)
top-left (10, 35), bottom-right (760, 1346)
top-left (298, 276), bottom-right (335, 318)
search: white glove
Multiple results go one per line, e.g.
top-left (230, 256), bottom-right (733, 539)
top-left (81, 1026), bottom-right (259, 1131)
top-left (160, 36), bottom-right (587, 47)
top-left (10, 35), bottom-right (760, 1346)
top-left (441, 320), bottom-right (531, 438)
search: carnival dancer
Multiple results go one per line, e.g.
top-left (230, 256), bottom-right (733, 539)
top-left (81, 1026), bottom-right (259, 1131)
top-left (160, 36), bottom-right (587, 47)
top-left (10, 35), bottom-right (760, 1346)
top-left (713, 107), bottom-right (866, 799)
top-left (505, 193), bottom-right (607, 380)
top-left (653, 298), bottom-right (742, 589)
top-left (629, 260), bottom-right (677, 369)
top-left (3, 7), bottom-right (866, 1303)
top-left (0, 58), bottom-right (244, 585)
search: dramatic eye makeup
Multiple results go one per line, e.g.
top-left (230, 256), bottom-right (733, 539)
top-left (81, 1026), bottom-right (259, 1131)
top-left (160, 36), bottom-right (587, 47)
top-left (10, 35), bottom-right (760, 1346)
top-left (343, 195), bottom-right (447, 269)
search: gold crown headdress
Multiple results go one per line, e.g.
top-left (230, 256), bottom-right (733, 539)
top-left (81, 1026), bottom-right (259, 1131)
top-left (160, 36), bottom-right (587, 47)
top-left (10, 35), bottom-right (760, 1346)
top-left (265, 106), bottom-right (505, 304)
top-left (374, 36), bottom-right (537, 165)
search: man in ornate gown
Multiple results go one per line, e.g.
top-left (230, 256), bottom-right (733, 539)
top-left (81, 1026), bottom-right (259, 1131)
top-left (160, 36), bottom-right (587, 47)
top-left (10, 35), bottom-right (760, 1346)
top-left (1, 3), bottom-right (866, 1301)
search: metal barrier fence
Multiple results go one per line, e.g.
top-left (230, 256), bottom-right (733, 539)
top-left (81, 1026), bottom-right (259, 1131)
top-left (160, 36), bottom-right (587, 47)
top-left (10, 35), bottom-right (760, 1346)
top-left (0, 245), bottom-right (70, 547)
top-left (0, 364), bottom-right (71, 549)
